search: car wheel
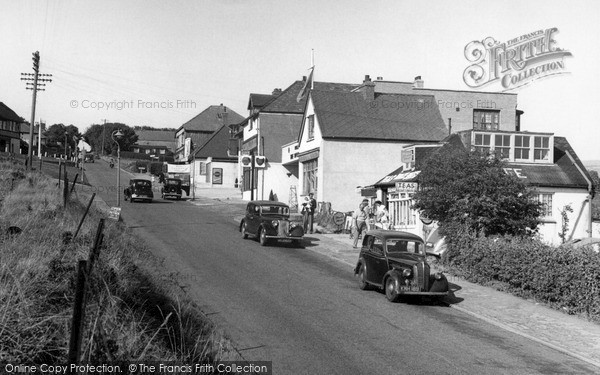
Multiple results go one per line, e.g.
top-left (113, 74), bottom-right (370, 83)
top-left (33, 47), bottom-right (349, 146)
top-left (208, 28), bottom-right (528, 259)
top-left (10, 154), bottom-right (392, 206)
top-left (357, 264), bottom-right (369, 290)
top-left (241, 222), bottom-right (248, 239)
top-left (259, 228), bottom-right (269, 246)
top-left (385, 277), bottom-right (400, 303)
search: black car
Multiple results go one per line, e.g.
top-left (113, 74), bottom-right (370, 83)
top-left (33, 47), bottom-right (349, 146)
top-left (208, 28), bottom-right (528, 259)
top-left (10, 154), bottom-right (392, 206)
top-left (161, 178), bottom-right (182, 200)
top-left (240, 200), bottom-right (304, 246)
top-left (124, 179), bottom-right (154, 203)
top-left (354, 230), bottom-right (448, 302)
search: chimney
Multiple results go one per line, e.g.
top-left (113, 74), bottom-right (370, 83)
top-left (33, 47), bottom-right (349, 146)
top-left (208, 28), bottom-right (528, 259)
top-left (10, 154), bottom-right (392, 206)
top-left (272, 88), bottom-right (282, 96)
top-left (413, 76), bottom-right (424, 88)
top-left (302, 75), bottom-right (307, 82)
top-left (361, 74), bottom-right (375, 101)
top-left (376, 76), bottom-right (383, 81)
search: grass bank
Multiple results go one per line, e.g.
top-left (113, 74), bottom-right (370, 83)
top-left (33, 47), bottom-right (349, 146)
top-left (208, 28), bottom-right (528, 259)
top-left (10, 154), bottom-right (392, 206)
top-left (0, 160), bottom-right (240, 363)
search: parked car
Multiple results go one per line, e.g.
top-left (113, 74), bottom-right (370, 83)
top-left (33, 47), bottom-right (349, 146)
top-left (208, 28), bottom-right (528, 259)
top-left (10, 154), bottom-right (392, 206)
top-left (124, 179), bottom-right (153, 203)
top-left (240, 200), bottom-right (304, 246)
top-left (354, 230), bottom-right (449, 302)
top-left (161, 178), bottom-right (182, 200)
top-left (84, 154), bottom-right (95, 163)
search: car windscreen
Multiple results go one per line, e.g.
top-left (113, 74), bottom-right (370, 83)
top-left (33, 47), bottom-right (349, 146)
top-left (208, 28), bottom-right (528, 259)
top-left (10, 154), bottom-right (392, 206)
top-left (134, 181), bottom-right (151, 187)
top-left (260, 206), bottom-right (289, 215)
top-left (386, 239), bottom-right (425, 256)
top-left (166, 180), bottom-right (180, 186)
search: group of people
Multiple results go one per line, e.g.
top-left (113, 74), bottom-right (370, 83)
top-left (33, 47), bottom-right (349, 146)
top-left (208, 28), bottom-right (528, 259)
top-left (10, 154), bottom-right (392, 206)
top-left (301, 192), bottom-right (317, 234)
top-left (351, 199), bottom-right (389, 248)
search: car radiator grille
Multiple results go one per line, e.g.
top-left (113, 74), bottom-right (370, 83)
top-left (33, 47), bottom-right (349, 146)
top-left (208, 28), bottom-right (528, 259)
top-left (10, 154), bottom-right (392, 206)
top-left (413, 262), bottom-right (428, 291)
top-left (277, 221), bottom-right (289, 236)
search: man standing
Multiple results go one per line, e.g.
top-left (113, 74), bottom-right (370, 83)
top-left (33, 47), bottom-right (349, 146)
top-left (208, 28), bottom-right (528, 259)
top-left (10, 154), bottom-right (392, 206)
top-left (308, 192), bottom-right (317, 234)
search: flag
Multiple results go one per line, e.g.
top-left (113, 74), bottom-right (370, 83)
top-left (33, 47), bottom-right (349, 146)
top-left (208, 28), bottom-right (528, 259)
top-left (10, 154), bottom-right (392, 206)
top-left (296, 66), bottom-right (314, 103)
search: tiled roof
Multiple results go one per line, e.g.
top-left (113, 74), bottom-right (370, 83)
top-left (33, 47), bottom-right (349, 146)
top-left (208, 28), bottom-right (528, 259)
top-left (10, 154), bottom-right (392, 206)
top-left (178, 105), bottom-right (244, 132)
top-left (261, 80), bottom-right (359, 114)
top-left (507, 137), bottom-right (591, 189)
top-left (0, 102), bottom-right (23, 122)
top-left (135, 129), bottom-right (176, 142)
top-left (311, 91), bottom-right (448, 141)
top-left (248, 93), bottom-right (275, 110)
top-left (192, 125), bottom-right (235, 160)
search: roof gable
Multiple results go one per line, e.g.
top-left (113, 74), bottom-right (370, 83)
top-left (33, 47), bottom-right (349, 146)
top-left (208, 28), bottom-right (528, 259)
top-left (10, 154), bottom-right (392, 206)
top-left (248, 93), bottom-right (275, 110)
top-left (192, 125), bottom-right (235, 159)
top-left (178, 105), bottom-right (244, 132)
top-left (0, 102), bottom-right (23, 123)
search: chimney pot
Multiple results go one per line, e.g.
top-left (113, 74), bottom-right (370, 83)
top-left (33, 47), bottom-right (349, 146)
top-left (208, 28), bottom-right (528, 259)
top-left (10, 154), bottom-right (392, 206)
top-left (302, 75), bottom-right (307, 82)
top-left (413, 76), bottom-right (424, 88)
top-left (377, 76), bottom-right (383, 80)
top-left (364, 74), bottom-right (371, 82)
top-left (272, 88), bottom-right (282, 96)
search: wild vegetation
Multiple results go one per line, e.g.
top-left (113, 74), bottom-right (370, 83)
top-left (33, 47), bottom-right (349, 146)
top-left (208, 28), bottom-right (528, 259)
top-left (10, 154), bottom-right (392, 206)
top-left (0, 160), bottom-right (239, 363)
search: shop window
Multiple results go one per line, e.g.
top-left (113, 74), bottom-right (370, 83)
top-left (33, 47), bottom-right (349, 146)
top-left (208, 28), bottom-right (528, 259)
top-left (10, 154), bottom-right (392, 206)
top-left (534, 136), bottom-right (550, 161)
top-left (303, 158), bottom-right (318, 195)
top-left (514, 135), bottom-right (530, 160)
top-left (474, 133), bottom-right (491, 155)
top-left (199, 162), bottom-right (206, 175)
top-left (389, 193), bottom-right (416, 227)
top-left (473, 110), bottom-right (499, 130)
top-left (494, 134), bottom-right (511, 159)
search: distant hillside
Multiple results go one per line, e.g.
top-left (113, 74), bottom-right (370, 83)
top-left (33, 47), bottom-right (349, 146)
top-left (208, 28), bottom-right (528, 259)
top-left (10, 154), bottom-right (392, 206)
top-left (583, 161), bottom-right (600, 174)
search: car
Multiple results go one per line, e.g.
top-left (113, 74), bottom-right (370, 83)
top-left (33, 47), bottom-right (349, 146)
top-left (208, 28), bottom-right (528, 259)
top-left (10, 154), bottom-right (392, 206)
top-left (161, 178), bottom-right (182, 200)
top-left (354, 230), bottom-right (449, 302)
top-left (240, 200), bottom-right (304, 246)
top-left (84, 154), bottom-right (95, 163)
top-left (124, 179), bottom-right (154, 203)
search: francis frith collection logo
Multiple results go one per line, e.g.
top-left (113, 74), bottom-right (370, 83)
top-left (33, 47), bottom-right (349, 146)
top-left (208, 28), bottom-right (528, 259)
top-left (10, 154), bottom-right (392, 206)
top-left (463, 27), bottom-right (572, 91)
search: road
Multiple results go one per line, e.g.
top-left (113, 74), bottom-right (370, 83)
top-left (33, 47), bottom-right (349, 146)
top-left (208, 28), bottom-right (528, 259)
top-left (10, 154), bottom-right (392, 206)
top-left (83, 160), bottom-right (597, 374)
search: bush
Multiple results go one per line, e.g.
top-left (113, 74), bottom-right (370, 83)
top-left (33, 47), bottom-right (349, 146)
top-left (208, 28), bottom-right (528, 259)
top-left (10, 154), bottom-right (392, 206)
top-left (445, 228), bottom-right (600, 322)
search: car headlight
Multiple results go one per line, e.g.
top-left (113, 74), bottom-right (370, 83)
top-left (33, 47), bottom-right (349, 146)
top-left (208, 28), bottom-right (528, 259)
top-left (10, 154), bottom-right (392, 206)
top-left (402, 269), bottom-right (412, 278)
top-left (272, 220), bottom-right (279, 227)
top-left (434, 272), bottom-right (443, 280)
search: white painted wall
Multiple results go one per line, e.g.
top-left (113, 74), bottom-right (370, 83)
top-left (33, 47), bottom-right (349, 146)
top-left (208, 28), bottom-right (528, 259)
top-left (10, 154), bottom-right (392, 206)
top-left (536, 187), bottom-right (592, 245)
top-left (192, 158), bottom-right (238, 189)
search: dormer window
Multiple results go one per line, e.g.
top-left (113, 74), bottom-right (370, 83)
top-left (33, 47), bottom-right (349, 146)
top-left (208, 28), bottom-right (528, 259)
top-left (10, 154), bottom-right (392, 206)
top-left (494, 134), bottom-right (511, 159)
top-left (474, 133), bottom-right (491, 154)
top-left (514, 135), bottom-right (530, 160)
top-left (534, 136), bottom-right (550, 161)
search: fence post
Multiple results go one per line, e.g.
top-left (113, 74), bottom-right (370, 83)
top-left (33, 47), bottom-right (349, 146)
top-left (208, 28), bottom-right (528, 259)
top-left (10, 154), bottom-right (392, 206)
top-left (70, 173), bottom-right (79, 196)
top-left (63, 171), bottom-right (69, 208)
top-left (68, 260), bottom-right (87, 367)
top-left (73, 193), bottom-right (96, 240)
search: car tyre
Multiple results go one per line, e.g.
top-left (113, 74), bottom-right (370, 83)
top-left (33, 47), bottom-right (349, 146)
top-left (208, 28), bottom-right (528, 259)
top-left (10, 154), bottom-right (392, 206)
top-left (385, 276), bottom-right (401, 303)
top-left (357, 264), bottom-right (369, 290)
top-left (259, 228), bottom-right (269, 246)
top-left (241, 222), bottom-right (248, 239)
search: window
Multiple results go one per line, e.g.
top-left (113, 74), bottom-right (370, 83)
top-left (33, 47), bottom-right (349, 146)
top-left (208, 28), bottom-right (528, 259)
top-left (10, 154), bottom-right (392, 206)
top-left (494, 134), bottom-right (511, 159)
top-left (302, 158), bottom-right (318, 195)
top-left (473, 110), bottom-right (499, 130)
top-left (474, 133), bottom-right (491, 155)
top-left (389, 193), bottom-right (416, 228)
top-left (534, 136), bottom-right (550, 161)
top-left (537, 193), bottom-right (553, 218)
top-left (307, 115), bottom-right (315, 140)
top-left (242, 168), bottom-right (257, 191)
top-left (199, 162), bottom-right (207, 175)
top-left (514, 135), bottom-right (530, 160)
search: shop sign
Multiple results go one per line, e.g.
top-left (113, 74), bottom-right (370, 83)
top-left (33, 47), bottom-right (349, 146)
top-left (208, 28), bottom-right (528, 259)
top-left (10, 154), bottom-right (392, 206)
top-left (395, 182), bottom-right (418, 192)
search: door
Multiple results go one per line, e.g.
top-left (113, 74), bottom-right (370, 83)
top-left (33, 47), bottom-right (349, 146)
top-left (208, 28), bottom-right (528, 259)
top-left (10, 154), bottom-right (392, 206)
top-left (363, 235), bottom-right (388, 286)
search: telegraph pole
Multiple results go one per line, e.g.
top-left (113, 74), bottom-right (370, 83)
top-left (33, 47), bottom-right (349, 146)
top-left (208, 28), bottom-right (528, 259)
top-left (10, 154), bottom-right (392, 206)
top-left (21, 51), bottom-right (52, 170)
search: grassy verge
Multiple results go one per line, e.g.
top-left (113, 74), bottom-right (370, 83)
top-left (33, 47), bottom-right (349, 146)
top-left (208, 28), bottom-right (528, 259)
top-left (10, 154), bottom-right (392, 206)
top-left (0, 160), bottom-right (240, 363)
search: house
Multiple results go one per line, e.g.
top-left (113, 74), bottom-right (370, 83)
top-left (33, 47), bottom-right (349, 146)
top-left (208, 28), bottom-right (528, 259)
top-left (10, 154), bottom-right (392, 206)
top-left (0, 102), bottom-right (24, 154)
top-left (372, 131), bottom-right (595, 246)
top-left (191, 124), bottom-right (238, 189)
top-left (132, 129), bottom-right (176, 161)
top-left (19, 123), bottom-right (47, 153)
top-left (236, 80), bottom-right (359, 205)
top-left (288, 76), bottom-right (450, 212)
top-left (174, 104), bottom-right (244, 162)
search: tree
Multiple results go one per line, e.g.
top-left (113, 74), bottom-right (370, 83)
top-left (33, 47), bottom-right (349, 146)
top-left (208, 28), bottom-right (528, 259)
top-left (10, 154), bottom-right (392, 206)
top-left (412, 148), bottom-right (542, 237)
top-left (84, 122), bottom-right (138, 155)
top-left (43, 124), bottom-right (81, 155)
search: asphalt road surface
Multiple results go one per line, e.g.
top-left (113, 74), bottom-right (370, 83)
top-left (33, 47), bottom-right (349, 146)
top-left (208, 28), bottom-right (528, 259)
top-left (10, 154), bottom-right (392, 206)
top-left (83, 161), bottom-right (597, 374)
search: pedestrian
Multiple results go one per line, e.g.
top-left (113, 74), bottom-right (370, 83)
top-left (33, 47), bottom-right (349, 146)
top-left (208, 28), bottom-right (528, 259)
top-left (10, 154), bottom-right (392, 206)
top-left (301, 196), bottom-right (311, 233)
top-left (353, 202), bottom-right (368, 248)
top-left (308, 192), bottom-right (317, 234)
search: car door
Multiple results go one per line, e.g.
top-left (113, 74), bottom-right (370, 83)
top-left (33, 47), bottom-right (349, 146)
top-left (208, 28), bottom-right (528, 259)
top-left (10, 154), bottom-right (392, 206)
top-left (245, 204), bottom-right (258, 234)
top-left (363, 235), bottom-right (388, 286)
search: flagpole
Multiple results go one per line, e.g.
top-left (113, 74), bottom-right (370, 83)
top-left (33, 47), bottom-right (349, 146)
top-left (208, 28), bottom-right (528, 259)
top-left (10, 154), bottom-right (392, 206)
top-left (311, 49), bottom-right (314, 89)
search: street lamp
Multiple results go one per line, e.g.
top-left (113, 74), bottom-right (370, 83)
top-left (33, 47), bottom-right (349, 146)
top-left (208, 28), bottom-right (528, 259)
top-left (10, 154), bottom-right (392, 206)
top-left (112, 129), bottom-right (124, 206)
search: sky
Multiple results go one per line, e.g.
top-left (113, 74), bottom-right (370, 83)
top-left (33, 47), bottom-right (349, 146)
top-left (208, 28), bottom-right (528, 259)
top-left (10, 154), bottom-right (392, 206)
top-left (1, 0), bottom-right (599, 161)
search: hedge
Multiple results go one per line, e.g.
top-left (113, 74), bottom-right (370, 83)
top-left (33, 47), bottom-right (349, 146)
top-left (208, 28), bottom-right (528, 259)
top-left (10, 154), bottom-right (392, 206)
top-left (444, 231), bottom-right (600, 322)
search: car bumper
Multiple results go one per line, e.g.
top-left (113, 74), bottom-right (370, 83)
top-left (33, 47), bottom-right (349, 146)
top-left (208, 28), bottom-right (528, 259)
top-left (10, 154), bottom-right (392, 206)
top-left (265, 235), bottom-right (303, 240)
top-left (398, 291), bottom-right (448, 296)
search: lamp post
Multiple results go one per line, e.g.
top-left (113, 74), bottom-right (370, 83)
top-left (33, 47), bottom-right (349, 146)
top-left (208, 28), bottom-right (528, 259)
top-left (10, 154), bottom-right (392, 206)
top-left (112, 129), bottom-right (124, 206)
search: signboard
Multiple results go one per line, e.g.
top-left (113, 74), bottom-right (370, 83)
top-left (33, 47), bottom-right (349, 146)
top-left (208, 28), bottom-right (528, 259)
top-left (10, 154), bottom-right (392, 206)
top-left (167, 163), bottom-right (191, 174)
top-left (401, 149), bottom-right (414, 163)
top-left (108, 207), bottom-right (121, 221)
top-left (395, 182), bottom-right (418, 192)
top-left (212, 168), bottom-right (223, 185)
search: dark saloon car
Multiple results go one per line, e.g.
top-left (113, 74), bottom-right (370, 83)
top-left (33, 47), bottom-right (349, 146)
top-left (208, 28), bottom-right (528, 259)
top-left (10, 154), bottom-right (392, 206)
top-left (240, 201), bottom-right (304, 246)
top-left (161, 178), bottom-right (182, 200)
top-left (124, 179), bottom-right (154, 203)
top-left (354, 230), bottom-right (448, 302)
